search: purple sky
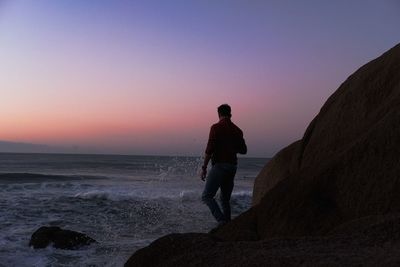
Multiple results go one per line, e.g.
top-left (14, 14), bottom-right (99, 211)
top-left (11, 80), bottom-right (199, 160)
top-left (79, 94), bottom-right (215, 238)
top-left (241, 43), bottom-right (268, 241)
top-left (0, 1), bottom-right (399, 157)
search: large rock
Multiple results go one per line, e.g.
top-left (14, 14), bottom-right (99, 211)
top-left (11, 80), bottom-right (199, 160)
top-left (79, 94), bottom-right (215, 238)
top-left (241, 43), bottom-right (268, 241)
top-left (29, 226), bottom-right (97, 249)
top-left (125, 43), bottom-right (400, 265)
top-left (247, 42), bottom-right (400, 239)
top-left (252, 140), bottom-right (302, 205)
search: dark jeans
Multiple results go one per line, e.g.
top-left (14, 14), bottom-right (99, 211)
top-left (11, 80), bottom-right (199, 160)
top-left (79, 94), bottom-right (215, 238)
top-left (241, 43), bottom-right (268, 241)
top-left (201, 163), bottom-right (237, 222)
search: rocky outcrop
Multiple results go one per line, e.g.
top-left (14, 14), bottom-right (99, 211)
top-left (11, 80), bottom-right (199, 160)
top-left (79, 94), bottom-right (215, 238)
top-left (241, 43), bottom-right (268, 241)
top-left (125, 43), bottom-right (400, 266)
top-left (252, 140), bottom-right (302, 205)
top-left (249, 42), bottom-right (400, 239)
top-left (125, 213), bottom-right (400, 267)
top-left (29, 226), bottom-right (97, 249)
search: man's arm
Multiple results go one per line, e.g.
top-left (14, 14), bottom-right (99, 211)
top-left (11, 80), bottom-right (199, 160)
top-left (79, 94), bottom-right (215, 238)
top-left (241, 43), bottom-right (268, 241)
top-left (201, 125), bottom-right (216, 181)
top-left (237, 137), bottom-right (247, 154)
top-left (236, 129), bottom-right (247, 154)
top-left (201, 153), bottom-right (212, 181)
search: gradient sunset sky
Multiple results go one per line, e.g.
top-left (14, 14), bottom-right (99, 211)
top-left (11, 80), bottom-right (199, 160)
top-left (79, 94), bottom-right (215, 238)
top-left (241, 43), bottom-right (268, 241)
top-left (1, 1), bottom-right (399, 157)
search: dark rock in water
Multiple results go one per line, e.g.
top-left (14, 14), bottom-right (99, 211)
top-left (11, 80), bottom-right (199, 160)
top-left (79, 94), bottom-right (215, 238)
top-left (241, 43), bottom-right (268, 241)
top-left (125, 43), bottom-right (400, 266)
top-left (29, 226), bottom-right (97, 249)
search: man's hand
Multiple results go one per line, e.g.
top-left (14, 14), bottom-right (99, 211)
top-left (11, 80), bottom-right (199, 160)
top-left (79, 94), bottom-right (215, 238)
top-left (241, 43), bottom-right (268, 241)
top-left (200, 166), bottom-right (207, 181)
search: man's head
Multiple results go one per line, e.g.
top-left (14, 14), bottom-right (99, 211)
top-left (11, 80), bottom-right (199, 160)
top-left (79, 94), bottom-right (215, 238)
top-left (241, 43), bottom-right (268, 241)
top-left (218, 104), bottom-right (231, 118)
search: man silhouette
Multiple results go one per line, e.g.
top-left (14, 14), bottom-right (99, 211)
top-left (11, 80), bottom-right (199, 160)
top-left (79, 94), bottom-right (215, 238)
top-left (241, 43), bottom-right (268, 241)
top-left (201, 104), bottom-right (247, 225)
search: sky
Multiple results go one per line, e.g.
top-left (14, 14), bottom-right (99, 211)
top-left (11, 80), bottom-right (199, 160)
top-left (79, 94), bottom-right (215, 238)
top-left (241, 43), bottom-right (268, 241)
top-left (0, 0), bottom-right (399, 157)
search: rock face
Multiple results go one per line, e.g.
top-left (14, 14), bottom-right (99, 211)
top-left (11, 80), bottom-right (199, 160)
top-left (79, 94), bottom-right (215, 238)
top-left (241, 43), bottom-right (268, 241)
top-left (29, 226), bottom-right (97, 249)
top-left (252, 140), bottom-right (302, 205)
top-left (125, 43), bottom-right (400, 266)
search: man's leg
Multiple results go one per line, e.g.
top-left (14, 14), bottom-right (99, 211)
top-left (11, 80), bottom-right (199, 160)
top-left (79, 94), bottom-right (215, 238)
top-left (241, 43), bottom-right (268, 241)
top-left (219, 165), bottom-right (236, 222)
top-left (201, 165), bottom-right (225, 222)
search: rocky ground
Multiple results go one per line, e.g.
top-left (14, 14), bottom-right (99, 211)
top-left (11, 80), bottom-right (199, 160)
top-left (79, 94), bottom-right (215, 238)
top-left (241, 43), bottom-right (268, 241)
top-left (126, 213), bottom-right (400, 266)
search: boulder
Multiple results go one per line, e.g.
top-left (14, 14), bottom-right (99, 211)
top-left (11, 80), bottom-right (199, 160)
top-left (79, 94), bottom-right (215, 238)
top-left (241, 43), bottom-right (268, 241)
top-left (252, 140), bottom-right (302, 205)
top-left (29, 226), bottom-right (97, 249)
top-left (249, 42), bottom-right (400, 239)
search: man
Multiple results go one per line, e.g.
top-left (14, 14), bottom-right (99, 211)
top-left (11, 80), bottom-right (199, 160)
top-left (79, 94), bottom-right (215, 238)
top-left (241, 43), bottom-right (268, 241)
top-left (201, 104), bottom-right (247, 226)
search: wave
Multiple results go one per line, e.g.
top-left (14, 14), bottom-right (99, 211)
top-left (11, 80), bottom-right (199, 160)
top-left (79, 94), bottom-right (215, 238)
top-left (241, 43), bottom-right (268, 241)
top-left (232, 190), bottom-right (252, 197)
top-left (74, 190), bottom-right (112, 200)
top-left (0, 172), bottom-right (107, 183)
top-left (71, 189), bottom-right (253, 203)
top-left (72, 190), bottom-right (181, 202)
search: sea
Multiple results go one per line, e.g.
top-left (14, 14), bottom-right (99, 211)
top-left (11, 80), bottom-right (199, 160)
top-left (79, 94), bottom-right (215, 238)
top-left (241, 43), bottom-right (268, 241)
top-left (0, 153), bottom-right (267, 266)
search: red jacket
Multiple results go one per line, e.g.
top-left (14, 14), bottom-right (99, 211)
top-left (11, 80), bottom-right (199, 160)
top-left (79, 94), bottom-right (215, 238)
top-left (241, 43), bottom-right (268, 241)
top-left (205, 118), bottom-right (247, 165)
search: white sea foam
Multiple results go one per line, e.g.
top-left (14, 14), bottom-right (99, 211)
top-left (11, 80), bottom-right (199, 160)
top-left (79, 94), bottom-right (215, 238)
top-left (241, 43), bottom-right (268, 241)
top-left (179, 190), bottom-right (198, 201)
top-left (74, 190), bottom-right (110, 200)
top-left (232, 190), bottom-right (253, 197)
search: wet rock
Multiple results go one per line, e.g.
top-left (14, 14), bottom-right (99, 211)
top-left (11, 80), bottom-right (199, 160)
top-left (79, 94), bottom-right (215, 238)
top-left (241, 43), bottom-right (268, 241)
top-left (29, 226), bottom-right (97, 249)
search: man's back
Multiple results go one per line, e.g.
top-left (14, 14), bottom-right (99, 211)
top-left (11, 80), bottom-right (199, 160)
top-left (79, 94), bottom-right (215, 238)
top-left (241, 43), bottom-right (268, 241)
top-left (205, 118), bottom-right (247, 165)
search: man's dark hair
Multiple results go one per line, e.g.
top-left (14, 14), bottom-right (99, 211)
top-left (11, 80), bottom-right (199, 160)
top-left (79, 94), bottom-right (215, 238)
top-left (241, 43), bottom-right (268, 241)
top-left (218, 104), bottom-right (231, 117)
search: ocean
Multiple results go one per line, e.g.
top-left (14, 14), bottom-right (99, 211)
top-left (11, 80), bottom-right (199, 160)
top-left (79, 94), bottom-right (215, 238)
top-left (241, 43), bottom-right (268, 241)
top-left (0, 153), bottom-right (267, 266)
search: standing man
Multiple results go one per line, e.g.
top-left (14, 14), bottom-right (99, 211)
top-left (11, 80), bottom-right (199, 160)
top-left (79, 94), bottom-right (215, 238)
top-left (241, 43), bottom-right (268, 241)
top-left (201, 104), bottom-right (247, 226)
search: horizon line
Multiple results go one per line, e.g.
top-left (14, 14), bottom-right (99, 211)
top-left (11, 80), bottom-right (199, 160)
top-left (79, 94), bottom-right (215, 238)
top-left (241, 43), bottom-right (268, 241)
top-left (0, 151), bottom-right (271, 159)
